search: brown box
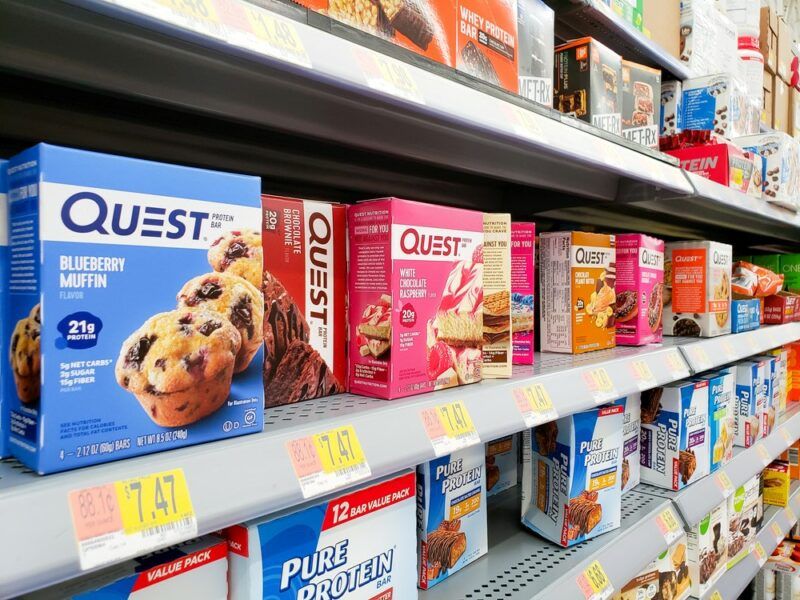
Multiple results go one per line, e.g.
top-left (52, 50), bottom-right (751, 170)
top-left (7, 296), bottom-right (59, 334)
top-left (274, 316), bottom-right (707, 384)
top-left (763, 71), bottom-right (774, 128)
top-left (791, 87), bottom-right (800, 137)
top-left (778, 17), bottom-right (793, 82)
top-left (642, 0), bottom-right (679, 60)
top-left (774, 77), bottom-right (790, 133)
top-left (761, 6), bottom-right (778, 74)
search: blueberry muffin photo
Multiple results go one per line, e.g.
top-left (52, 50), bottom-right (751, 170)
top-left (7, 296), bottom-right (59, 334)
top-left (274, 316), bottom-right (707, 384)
top-left (208, 229), bottom-right (262, 289)
top-left (116, 308), bottom-right (241, 427)
top-left (10, 303), bottom-right (41, 405)
top-left (177, 272), bottom-right (264, 373)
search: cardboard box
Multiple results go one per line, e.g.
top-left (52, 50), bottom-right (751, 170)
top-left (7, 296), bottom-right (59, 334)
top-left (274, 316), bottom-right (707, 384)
top-left (780, 254), bottom-right (800, 292)
top-left (754, 354), bottom-right (778, 436)
top-left (6, 144), bottom-right (264, 474)
top-left (614, 534), bottom-right (690, 600)
top-left (642, 0), bottom-right (680, 59)
top-left (456, 0), bottom-right (519, 93)
top-left (768, 348), bottom-right (788, 424)
top-left (348, 198), bottom-right (483, 400)
top-left (554, 37), bottom-right (623, 135)
top-left (539, 231), bottom-right (616, 354)
top-left (482, 213), bottom-right (511, 378)
top-left (666, 141), bottom-right (756, 195)
top-left (0, 160), bottom-right (7, 459)
top-left (780, 439), bottom-right (800, 479)
top-left (696, 369), bottom-right (735, 473)
top-left (788, 341), bottom-right (800, 402)
top-left (752, 254), bottom-right (782, 273)
top-left (680, 0), bottom-right (738, 77)
top-left (615, 394), bottom-right (641, 494)
top-left (621, 60), bottom-right (661, 148)
top-left (734, 359), bottom-right (769, 448)
top-left (763, 71), bottom-right (774, 127)
top-left (687, 502), bottom-right (728, 597)
top-left (726, 475), bottom-right (761, 562)
top-left (737, 132), bottom-right (798, 210)
top-left (764, 460), bottom-right (791, 507)
top-left (640, 380), bottom-right (710, 491)
top-left (261, 196), bottom-right (347, 406)
top-left (761, 6), bottom-right (779, 74)
top-left (511, 222), bottom-right (535, 365)
top-left (790, 86), bottom-right (800, 137)
top-left (418, 448), bottom-right (487, 588)
top-left (486, 434), bottom-right (518, 496)
top-left (614, 233), bottom-right (664, 345)
top-left (774, 76), bottom-right (790, 132)
top-left (664, 241), bottom-right (733, 338)
top-left (778, 17), bottom-right (794, 81)
top-left (517, 0), bottom-right (553, 106)
top-left (227, 471), bottom-right (417, 599)
top-left (731, 298), bottom-right (761, 332)
top-left (682, 74), bottom-right (750, 140)
top-left (764, 291), bottom-right (800, 324)
top-left (521, 404), bottom-right (624, 547)
top-left (661, 80), bottom-right (683, 136)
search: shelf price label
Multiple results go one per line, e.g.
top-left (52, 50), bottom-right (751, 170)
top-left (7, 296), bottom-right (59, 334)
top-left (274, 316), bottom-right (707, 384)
top-left (687, 345), bottom-right (712, 372)
top-left (356, 50), bottom-right (425, 105)
top-left (69, 469), bottom-right (197, 570)
top-left (513, 383), bottom-right (558, 428)
top-left (655, 507), bottom-right (682, 546)
top-left (576, 560), bottom-right (613, 600)
top-left (772, 521), bottom-right (784, 544)
top-left (287, 425), bottom-right (371, 499)
top-left (756, 443), bottom-right (772, 467)
top-left (721, 340), bottom-right (737, 361)
top-left (583, 367), bottom-right (618, 403)
top-left (228, 4), bottom-right (311, 68)
top-left (781, 428), bottom-right (795, 445)
top-left (629, 359), bottom-right (656, 390)
top-left (421, 401), bottom-right (480, 456)
top-left (755, 541), bottom-right (768, 566)
top-left (510, 106), bottom-right (548, 144)
top-left (787, 506), bottom-right (798, 524)
top-left (154, 0), bottom-right (228, 39)
top-left (664, 349), bottom-right (690, 379)
top-left (714, 471), bottom-right (735, 498)
top-left (709, 591), bottom-right (723, 600)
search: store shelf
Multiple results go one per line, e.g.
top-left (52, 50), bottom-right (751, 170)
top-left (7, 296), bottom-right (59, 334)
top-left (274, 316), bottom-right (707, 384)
top-left (419, 487), bottom-right (676, 600)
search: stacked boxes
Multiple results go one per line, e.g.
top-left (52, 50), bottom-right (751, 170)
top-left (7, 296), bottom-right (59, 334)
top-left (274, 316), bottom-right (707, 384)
top-left (696, 369), bottom-right (734, 473)
top-left (621, 60), bottom-right (661, 149)
top-left (737, 132), bottom-right (800, 209)
top-left (516, 0), bottom-right (554, 106)
top-left (734, 359), bottom-right (768, 448)
top-left (616, 394), bottom-right (641, 494)
top-left (763, 460), bottom-right (791, 507)
top-left (687, 502), bottom-right (728, 596)
top-left (682, 74), bottom-right (750, 140)
top-left (482, 213), bottom-right (511, 378)
top-left (613, 535), bottom-right (690, 600)
top-left (679, 0), bottom-right (738, 77)
top-left (510, 222), bottom-right (535, 364)
top-left (781, 254), bottom-right (800, 293)
top-left (726, 475), bottom-right (761, 560)
top-left (614, 233), bottom-right (664, 346)
top-left (486, 434), bottom-right (518, 496)
top-left (456, 0), bottom-right (519, 93)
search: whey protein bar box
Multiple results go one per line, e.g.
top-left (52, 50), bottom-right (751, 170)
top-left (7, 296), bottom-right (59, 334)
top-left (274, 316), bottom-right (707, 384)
top-left (614, 233), bottom-right (664, 346)
top-left (7, 144), bottom-right (264, 474)
top-left (456, 0), bottom-right (519, 93)
top-left (227, 471), bottom-right (417, 599)
top-left (482, 213), bottom-right (511, 378)
top-left (621, 60), bottom-right (661, 149)
top-left (348, 198), bottom-right (483, 400)
top-left (554, 37), bottom-right (623, 135)
top-left (486, 434), bottom-right (518, 496)
top-left (664, 241), bottom-right (732, 337)
top-left (261, 196), bottom-right (346, 406)
top-left (517, 0), bottom-right (553, 106)
top-left (614, 394), bottom-right (641, 494)
top-left (521, 405), bottom-right (624, 547)
top-left (695, 369), bottom-right (734, 473)
top-left (511, 222), bottom-right (535, 364)
top-left (539, 231), bottom-right (616, 354)
top-left (640, 380), bottom-right (710, 491)
top-left (734, 359), bottom-right (768, 448)
top-left (0, 160), bottom-right (7, 458)
top-left (417, 446), bottom-right (487, 589)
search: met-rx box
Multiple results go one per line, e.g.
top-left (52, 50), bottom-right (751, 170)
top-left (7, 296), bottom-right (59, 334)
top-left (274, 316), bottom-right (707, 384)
top-left (621, 60), bottom-right (661, 149)
top-left (227, 471), bottom-right (417, 599)
top-left (6, 144), bottom-right (264, 474)
top-left (517, 0), bottom-right (554, 106)
top-left (520, 405), bottom-right (624, 547)
top-left (695, 370), bottom-right (734, 473)
top-left (0, 159), bottom-right (8, 458)
top-left (417, 446), bottom-right (487, 589)
top-left (733, 359), bottom-right (768, 448)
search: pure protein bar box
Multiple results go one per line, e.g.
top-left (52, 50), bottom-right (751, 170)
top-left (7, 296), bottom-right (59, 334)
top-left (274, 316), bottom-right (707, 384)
top-left (521, 405), bottom-right (624, 547)
top-left (614, 394), bottom-right (641, 494)
top-left (6, 144), bottom-right (264, 474)
top-left (349, 198), bottom-right (484, 400)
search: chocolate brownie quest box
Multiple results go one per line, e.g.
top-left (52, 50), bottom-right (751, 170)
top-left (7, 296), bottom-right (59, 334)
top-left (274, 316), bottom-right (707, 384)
top-left (661, 80), bottom-right (683, 136)
top-left (0, 159), bottom-right (8, 458)
top-left (417, 446), bottom-right (487, 589)
top-left (554, 37), bottom-right (623, 135)
top-left (348, 198), bottom-right (483, 400)
top-left (614, 233), bottom-right (664, 346)
top-left (456, 0), bottom-right (519, 93)
top-left (516, 0), bottom-right (553, 106)
top-left (687, 502), bottom-right (728, 597)
top-left (482, 213), bottom-right (510, 378)
top-left (733, 359), bottom-right (769, 448)
top-left (510, 222), bottom-right (535, 365)
top-left (227, 471), bottom-right (417, 599)
top-left (621, 61), bottom-right (661, 149)
top-left (28, 536), bottom-right (229, 599)
top-left (727, 475), bottom-right (761, 561)
top-left (664, 241), bottom-right (732, 338)
top-left (6, 144), bottom-right (264, 474)
top-left (521, 404), bottom-right (624, 547)
top-left (640, 380), bottom-right (710, 491)
top-left (695, 369), bottom-right (734, 473)
top-left (486, 434), bottom-right (518, 497)
top-left (261, 196), bottom-right (346, 406)
top-left (613, 394), bottom-right (641, 495)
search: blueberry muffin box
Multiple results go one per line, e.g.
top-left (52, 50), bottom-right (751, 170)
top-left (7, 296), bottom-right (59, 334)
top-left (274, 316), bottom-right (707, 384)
top-left (6, 144), bottom-right (264, 474)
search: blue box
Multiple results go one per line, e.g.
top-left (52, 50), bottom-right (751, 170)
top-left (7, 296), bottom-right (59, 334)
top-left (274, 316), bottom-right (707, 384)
top-left (731, 299), bottom-right (760, 333)
top-left (0, 160), bottom-right (8, 458)
top-left (7, 144), bottom-right (264, 473)
top-left (694, 369), bottom-right (734, 473)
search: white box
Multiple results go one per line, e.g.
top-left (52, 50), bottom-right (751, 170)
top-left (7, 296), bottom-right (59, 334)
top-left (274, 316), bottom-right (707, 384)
top-left (614, 533), bottom-right (690, 600)
top-left (695, 369), bottom-right (735, 473)
top-left (726, 475), bottom-right (760, 561)
top-left (661, 80), bottom-right (683, 136)
top-left (687, 502), bottom-right (728, 597)
top-left (680, 0), bottom-right (738, 77)
top-left (486, 434), bottom-right (518, 497)
top-left (615, 394), bottom-right (641, 495)
top-left (682, 73), bottom-right (751, 140)
top-left (737, 132), bottom-right (800, 210)
top-left (734, 359), bottom-right (769, 447)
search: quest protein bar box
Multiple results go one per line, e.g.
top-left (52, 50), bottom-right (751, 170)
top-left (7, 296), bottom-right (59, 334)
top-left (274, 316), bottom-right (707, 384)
top-left (348, 198), bottom-right (484, 400)
top-left (261, 196), bottom-right (347, 406)
top-left (6, 144), bottom-right (264, 474)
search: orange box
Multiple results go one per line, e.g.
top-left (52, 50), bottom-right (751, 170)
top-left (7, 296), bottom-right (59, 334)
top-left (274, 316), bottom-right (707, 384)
top-left (456, 0), bottom-right (519, 93)
top-left (539, 231), bottom-right (617, 354)
top-left (780, 440), bottom-right (800, 480)
top-left (787, 342), bottom-right (800, 402)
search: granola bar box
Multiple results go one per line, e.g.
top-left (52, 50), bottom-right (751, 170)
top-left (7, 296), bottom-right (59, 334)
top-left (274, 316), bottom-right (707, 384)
top-left (348, 198), bottom-right (484, 400)
top-left (6, 144), bottom-right (264, 474)
top-left (639, 380), bottom-right (710, 491)
top-left (510, 222), bottom-right (535, 364)
top-left (417, 446), bottom-right (487, 589)
top-left (520, 404), bottom-right (624, 547)
top-left (687, 501), bottom-right (728, 597)
top-left (621, 60), bottom-right (661, 149)
top-left (614, 233), bottom-right (664, 346)
top-left (554, 37), bottom-right (623, 135)
top-left (261, 196), bottom-right (347, 406)
top-left (456, 0), bottom-right (519, 93)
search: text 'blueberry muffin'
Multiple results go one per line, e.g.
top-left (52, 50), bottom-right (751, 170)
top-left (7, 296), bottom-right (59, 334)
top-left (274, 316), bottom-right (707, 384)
top-left (116, 308), bottom-right (241, 427)
top-left (208, 229), bottom-right (262, 289)
top-left (177, 272), bottom-right (264, 373)
top-left (10, 303), bottom-right (41, 405)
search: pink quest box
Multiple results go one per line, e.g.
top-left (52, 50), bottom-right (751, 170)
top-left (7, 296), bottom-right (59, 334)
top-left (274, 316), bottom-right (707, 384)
top-left (348, 198), bottom-right (484, 400)
top-left (615, 233), bottom-right (665, 345)
top-left (511, 223), bottom-right (535, 364)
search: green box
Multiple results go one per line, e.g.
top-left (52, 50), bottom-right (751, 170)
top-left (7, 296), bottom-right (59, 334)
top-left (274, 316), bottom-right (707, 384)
top-left (752, 255), bottom-right (781, 273)
top-left (780, 254), bottom-right (800, 292)
top-left (734, 255), bottom-right (753, 264)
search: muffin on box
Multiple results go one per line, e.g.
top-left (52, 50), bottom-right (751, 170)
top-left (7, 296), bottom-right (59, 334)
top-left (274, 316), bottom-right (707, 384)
top-left (10, 303), bottom-right (41, 404)
top-left (208, 229), bottom-right (262, 289)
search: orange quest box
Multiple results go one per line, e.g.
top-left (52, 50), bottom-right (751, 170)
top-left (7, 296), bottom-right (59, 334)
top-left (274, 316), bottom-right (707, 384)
top-left (456, 0), bottom-right (519, 93)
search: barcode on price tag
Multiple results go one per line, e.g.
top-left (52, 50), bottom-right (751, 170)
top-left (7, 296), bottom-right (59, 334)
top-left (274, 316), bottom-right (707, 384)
top-left (576, 560), bottom-right (613, 600)
top-left (665, 350), bottom-right (690, 379)
top-left (629, 359), bottom-right (656, 390)
top-left (421, 401), bottom-right (480, 456)
top-left (287, 425), bottom-right (371, 499)
top-left (715, 471), bottom-right (734, 497)
top-left (583, 368), bottom-right (618, 403)
top-left (356, 50), bottom-right (425, 104)
top-left (655, 507), bottom-right (682, 545)
top-left (69, 469), bottom-right (197, 570)
top-left (513, 383), bottom-right (558, 427)
top-left (229, 3), bottom-right (311, 68)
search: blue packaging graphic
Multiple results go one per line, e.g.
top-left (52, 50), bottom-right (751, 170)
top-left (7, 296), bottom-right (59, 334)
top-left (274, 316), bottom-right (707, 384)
top-left (6, 144), bottom-right (264, 473)
top-left (613, 395), bottom-right (641, 494)
top-left (0, 160), bottom-right (8, 458)
top-left (733, 359), bottom-right (768, 448)
top-left (731, 298), bottom-right (760, 333)
top-left (754, 354), bottom-right (777, 437)
top-left (695, 369), bottom-right (734, 473)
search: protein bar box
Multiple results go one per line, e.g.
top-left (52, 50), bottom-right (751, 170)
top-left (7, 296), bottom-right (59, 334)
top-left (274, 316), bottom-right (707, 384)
top-left (614, 534), bottom-right (690, 600)
top-left (639, 380), bottom-right (710, 491)
top-left (621, 60), bottom-right (661, 149)
top-left (727, 475), bottom-right (761, 561)
top-left (261, 196), bottom-right (347, 406)
top-left (737, 132), bottom-right (799, 210)
top-left (348, 198), bottom-right (484, 400)
top-left (511, 222), bottom-right (535, 364)
top-left (754, 354), bottom-right (778, 437)
top-left (456, 0), bottom-right (519, 93)
top-left (682, 74), bottom-right (748, 140)
top-left (734, 359), bottom-right (768, 448)
top-left (614, 233), bottom-right (664, 346)
top-left (227, 471), bottom-right (418, 599)
top-left (695, 369), bottom-right (734, 473)
top-left (516, 0), bottom-right (553, 106)
top-left (554, 37), bottom-right (623, 135)
top-left (486, 434), bottom-right (518, 497)
top-left (539, 231), bottom-right (616, 354)
top-left (417, 446), bottom-right (487, 589)
top-left (482, 213), bottom-right (511, 378)
top-left (6, 144), bottom-right (264, 474)
top-left (687, 502), bottom-right (728, 597)
top-left (520, 404), bottom-right (624, 547)
top-left (614, 394), bottom-right (641, 494)
top-left (661, 80), bottom-right (683, 136)
top-left (0, 159), bottom-right (7, 458)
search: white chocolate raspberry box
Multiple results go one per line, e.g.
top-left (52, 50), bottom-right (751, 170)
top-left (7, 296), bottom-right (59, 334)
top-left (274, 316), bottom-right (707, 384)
top-left (348, 198), bottom-right (484, 400)
top-left (6, 144), bottom-right (264, 474)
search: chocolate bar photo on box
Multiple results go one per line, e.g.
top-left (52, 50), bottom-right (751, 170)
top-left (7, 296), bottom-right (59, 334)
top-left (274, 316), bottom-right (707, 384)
top-left (460, 41), bottom-right (501, 86)
top-left (377, 0), bottom-right (434, 49)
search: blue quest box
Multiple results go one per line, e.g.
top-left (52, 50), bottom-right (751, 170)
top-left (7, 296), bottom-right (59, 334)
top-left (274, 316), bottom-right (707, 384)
top-left (731, 299), bottom-right (760, 333)
top-left (7, 144), bottom-right (264, 473)
top-left (0, 159), bottom-right (8, 458)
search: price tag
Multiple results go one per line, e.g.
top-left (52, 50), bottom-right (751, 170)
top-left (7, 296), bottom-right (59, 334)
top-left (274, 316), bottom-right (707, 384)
top-left (513, 383), bottom-right (558, 428)
top-left (511, 106), bottom-right (547, 144)
top-left (664, 350), bottom-right (690, 379)
top-left (781, 428), bottom-right (795, 445)
top-left (629, 359), bottom-right (656, 390)
top-left (756, 443), bottom-right (772, 466)
top-left (421, 401), bottom-right (480, 456)
top-left (655, 507), bottom-right (683, 545)
top-left (772, 521), bottom-right (784, 545)
top-left (602, 144), bottom-right (626, 171)
top-left (787, 506), bottom-right (797, 523)
top-left (721, 340), bottom-right (737, 361)
top-left (286, 425), bottom-right (371, 499)
top-left (69, 469), bottom-right (196, 570)
top-left (576, 560), bottom-right (613, 600)
top-left (154, 0), bottom-right (228, 38)
top-left (715, 471), bottom-right (735, 498)
top-left (355, 50), bottom-right (424, 104)
top-left (582, 367), bottom-right (619, 403)
top-left (229, 4), bottom-right (311, 68)
top-left (755, 541), bottom-right (768, 566)
top-left (687, 345), bottom-right (712, 372)
top-left (709, 591), bottom-right (723, 600)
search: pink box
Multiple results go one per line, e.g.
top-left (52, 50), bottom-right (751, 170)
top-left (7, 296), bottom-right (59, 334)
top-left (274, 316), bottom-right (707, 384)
top-left (615, 233), bottom-right (665, 345)
top-left (511, 223), bottom-right (535, 364)
top-left (348, 198), bottom-right (484, 400)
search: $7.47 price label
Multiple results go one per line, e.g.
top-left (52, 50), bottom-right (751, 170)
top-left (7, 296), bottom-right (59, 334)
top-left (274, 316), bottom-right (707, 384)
top-left (513, 383), bottom-right (558, 427)
top-left (69, 469), bottom-right (197, 570)
top-left (583, 367), bottom-right (618, 403)
top-left (355, 50), bottom-right (425, 105)
top-left (421, 401), bottom-right (480, 456)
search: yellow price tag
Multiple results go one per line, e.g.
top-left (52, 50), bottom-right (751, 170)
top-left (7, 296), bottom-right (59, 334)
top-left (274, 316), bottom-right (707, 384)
top-left (715, 471), bottom-right (734, 497)
top-left (421, 401), bottom-right (480, 456)
top-left (772, 521), bottom-right (784, 541)
top-left (525, 383), bottom-right (554, 412)
top-left (514, 383), bottom-right (558, 427)
top-left (631, 359), bottom-right (654, 382)
top-left (157, 0), bottom-right (218, 22)
top-left (755, 541), bottom-right (767, 565)
top-left (356, 50), bottom-right (424, 104)
top-left (782, 428), bottom-right (795, 444)
top-left (116, 469), bottom-right (194, 536)
top-left (511, 106), bottom-right (547, 143)
top-left (756, 443), bottom-right (772, 466)
top-left (240, 4), bottom-right (310, 67)
top-left (656, 507), bottom-right (682, 544)
top-left (577, 560), bottom-right (612, 600)
top-left (690, 346), bottom-right (711, 370)
top-left (710, 591), bottom-right (723, 600)
top-left (436, 401), bottom-right (475, 438)
top-left (787, 506), bottom-right (797, 523)
top-left (584, 367), bottom-right (617, 403)
top-left (313, 425), bottom-right (366, 473)
top-left (721, 340), bottom-right (736, 360)
top-left (665, 350), bottom-right (688, 377)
